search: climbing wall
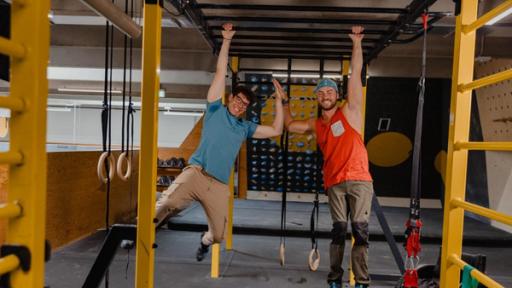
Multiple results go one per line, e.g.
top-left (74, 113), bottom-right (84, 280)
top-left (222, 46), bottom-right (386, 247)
top-left (245, 74), bottom-right (323, 194)
top-left (474, 58), bottom-right (512, 233)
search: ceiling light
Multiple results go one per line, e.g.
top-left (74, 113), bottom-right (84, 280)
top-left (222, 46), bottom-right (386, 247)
top-left (57, 88), bottom-right (122, 94)
top-left (485, 7), bottom-right (512, 25)
top-left (272, 73), bottom-right (342, 79)
top-left (47, 107), bottom-right (72, 112)
top-left (163, 111), bottom-right (204, 117)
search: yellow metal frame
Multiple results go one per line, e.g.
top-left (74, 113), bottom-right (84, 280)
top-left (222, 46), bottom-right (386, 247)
top-left (440, 1), bottom-right (512, 287)
top-left (0, 0), bottom-right (51, 285)
top-left (135, 1), bottom-right (162, 287)
top-left (211, 56), bottom-right (240, 278)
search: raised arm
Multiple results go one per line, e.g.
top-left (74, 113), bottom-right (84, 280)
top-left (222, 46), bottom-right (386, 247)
top-left (275, 79), bottom-right (315, 134)
top-left (346, 26), bottom-right (364, 112)
top-left (206, 23), bottom-right (235, 103)
top-left (252, 79), bottom-right (285, 139)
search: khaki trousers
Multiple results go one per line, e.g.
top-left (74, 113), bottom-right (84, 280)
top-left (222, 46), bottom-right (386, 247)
top-left (155, 165), bottom-right (230, 244)
top-left (327, 180), bottom-right (373, 285)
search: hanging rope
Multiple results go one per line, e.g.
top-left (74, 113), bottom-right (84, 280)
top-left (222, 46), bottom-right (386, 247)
top-left (97, 18), bottom-right (115, 185)
top-left (279, 130), bottom-right (289, 267)
top-left (308, 186), bottom-right (320, 271)
top-left (403, 7), bottom-right (429, 288)
top-left (116, 0), bottom-right (132, 181)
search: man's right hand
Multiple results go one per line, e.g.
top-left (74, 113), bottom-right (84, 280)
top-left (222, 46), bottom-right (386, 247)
top-left (222, 23), bottom-right (235, 40)
top-left (272, 79), bottom-right (287, 102)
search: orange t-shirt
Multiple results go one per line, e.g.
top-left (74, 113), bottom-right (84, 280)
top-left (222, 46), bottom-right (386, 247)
top-left (315, 107), bottom-right (372, 189)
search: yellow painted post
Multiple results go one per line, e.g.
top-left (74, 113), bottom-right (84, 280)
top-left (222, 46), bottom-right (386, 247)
top-left (341, 59), bottom-right (357, 287)
top-left (226, 170), bottom-right (235, 250)
top-left (135, 0), bottom-right (161, 287)
top-left (439, 0), bottom-right (478, 287)
top-left (211, 243), bottom-right (221, 278)
top-left (225, 56), bottom-right (239, 251)
top-left (7, 0), bottom-right (50, 286)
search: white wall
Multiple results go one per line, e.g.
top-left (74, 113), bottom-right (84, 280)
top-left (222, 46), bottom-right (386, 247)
top-left (47, 106), bottom-right (200, 148)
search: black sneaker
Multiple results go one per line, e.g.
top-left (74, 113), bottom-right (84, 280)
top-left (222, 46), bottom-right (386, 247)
top-left (196, 233), bottom-right (209, 262)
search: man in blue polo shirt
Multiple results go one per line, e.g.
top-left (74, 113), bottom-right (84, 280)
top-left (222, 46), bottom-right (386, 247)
top-left (154, 23), bottom-right (287, 261)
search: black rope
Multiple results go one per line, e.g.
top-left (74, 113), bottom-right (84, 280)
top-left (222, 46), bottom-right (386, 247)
top-left (127, 0), bottom-right (135, 218)
top-left (310, 189), bottom-right (320, 251)
top-left (279, 131), bottom-right (288, 244)
top-left (121, 19), bottom-right (127, 153)
top-left (408, 6), bottom-right (428, 222)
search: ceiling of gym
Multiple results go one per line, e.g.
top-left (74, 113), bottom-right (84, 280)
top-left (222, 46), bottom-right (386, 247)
top-left (2, 0), bottom-right (511, 99)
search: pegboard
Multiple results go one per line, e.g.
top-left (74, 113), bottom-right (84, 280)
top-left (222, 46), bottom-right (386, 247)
top-left (245, 74), bottom-right (324, 193)
top-left (474, 58), bottom-right (512, 233)
top-left (474, 58), bottom-right (512, 141)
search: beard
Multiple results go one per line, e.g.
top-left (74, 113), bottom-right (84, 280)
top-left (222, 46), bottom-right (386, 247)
top-left (319, 100), bottom-right (337, 111)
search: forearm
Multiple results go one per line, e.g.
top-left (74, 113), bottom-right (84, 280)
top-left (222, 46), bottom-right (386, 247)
top-left (351, 40), bottom-right (363, 76)
top-left (217, 39), bottom-right (231, 74)
top-left (271, 100), bottom-right (284, 135)
top-left (207, 39), bottom-right (231, 101)
top-left (283, 104), bottom-right (294, 128)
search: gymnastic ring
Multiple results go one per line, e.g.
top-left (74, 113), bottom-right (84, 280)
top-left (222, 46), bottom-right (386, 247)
top-left (308, 248), bottom-right (320, 271)
top-left (279, 243), bottom-right (285, 266)
top-left (116, 152), bottom-right (132, 181)
top-left (97, 152), bottom-right (115, 184)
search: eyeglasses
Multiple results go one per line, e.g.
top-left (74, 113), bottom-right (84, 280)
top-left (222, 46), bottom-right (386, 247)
top-left (233, 94), bottom-right (250, 109)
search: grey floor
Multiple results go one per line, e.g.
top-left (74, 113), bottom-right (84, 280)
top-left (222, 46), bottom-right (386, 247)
top-left (45, 200), bottom-right (512, 287)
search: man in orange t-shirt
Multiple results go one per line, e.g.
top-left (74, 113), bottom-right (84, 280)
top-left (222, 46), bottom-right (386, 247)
top-left (278, 26), bottom-right (373, 288)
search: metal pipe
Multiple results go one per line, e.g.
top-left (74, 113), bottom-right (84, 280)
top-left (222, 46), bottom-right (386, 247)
top-left (451, 198), bottom-right (512, 226)
top-left (0, 97), bottom-right (25, 112)
top-left (231, 48), bottom-right (352, 56)
top-left (0, 255), bottom-right (20, 275)
top-left (458, 68), bottom-right (512, 92)
top-left (0, 202), bottom-right (22, 219)
top-left (454, 141), bottom-right (512, 151)
top-left (0, 151), bottom-right (23, 165)
top-left (196, 4), bottom-right (407, 14)
top-left (205, 16), bottom-right (396, 26)
top-left (230, 42), bottom-right (368, 51)
top-left (365, 0), bottom-right (438, 62)
top-left (463, 0), bottom-right (512, 34)
top-left (0, 36), bottom-right (25, 59)
top-left (210, 26), bottom-right (387, 35)
top-left (213, 34), bottom-right (379, 44)
top-left (80, 0), bottom-right (141, 38)
top-left (232, 53), bottom-right (348, 61)
top-left (449, 254), bottom-right (504, 288)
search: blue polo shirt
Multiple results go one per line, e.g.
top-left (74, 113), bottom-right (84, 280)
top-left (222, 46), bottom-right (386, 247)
top-left (189, 99), bottom-right (257, 184)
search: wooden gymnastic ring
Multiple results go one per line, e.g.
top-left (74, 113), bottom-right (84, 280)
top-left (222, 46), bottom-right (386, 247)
top-left (279, 242), bottom-right (285, 266)
top-left (308, 248), bottom-right (320, 271)
top-left (97, 152), bottom-right (115, 184)
top-left (116, 152), bottom-right (132, 181)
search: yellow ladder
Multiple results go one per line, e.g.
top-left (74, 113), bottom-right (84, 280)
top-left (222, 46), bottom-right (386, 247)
top-left (0, 0), bottom-right (50, 286)
top-left (440, 1), bottom-right (512, 287)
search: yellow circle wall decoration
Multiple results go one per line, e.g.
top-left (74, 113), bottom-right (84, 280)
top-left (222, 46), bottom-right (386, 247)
top-left (367, 132), bottom-right (412, 167)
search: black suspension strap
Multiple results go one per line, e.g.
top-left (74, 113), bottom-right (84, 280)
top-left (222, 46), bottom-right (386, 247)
top-left (279, 130), bottom-right (289, 267)
top-left (403, 6), bottom-right (429, 288)
top-left (116, 0), bottom-right (133, 181)
top-left (308, 186), bottom-right (320, 271)
top-left (309, 59), bottom-right (325, 272)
